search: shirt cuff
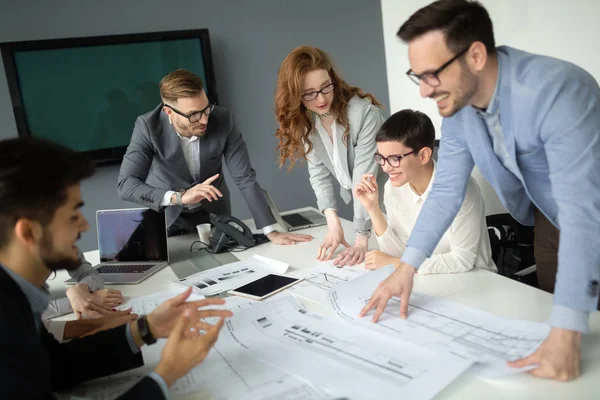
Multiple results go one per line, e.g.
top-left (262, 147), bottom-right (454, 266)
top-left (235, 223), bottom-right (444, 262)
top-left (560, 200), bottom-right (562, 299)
top-left (80, 274), bottom-right (104, 291)
top-left (43, 297), bottom-right (73, 319)
top-left (262, 223), bottom-right (279, 235)
top-left (400, 246), bottom-right (428, 270)
top-left (353, 217), bottom-right (372, 231)
top-left (47, 320), bottom-right (67, 342)
top-left (147, 372), bottom-right (170, 399)
top-left (160, 190), bottom-right (176, 207)
top-left (548, 304), bottom-right (590, 333)
top-left (317, 197), bottom-right (337, 213)
top-left (125, 323), bottom-right (142, 354)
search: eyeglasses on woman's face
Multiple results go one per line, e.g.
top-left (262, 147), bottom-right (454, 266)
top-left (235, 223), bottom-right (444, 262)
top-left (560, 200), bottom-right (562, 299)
top-left (302, 82), bottom-right (335, 101)
top-left (374, 150), bottom-right (415, 168)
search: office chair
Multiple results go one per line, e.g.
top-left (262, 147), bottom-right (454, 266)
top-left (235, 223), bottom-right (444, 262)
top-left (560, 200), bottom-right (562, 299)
top-left (486, 213), bottom-right (537, 287)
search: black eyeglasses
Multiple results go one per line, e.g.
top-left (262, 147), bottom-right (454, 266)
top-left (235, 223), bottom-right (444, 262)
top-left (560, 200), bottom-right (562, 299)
top-left (164, 103), bottom-right (215, 123)
top-left (374, 151), bottom-right (415, 168)
top-left (302, 82), bottom-right (335, 101)
top-left (406, 45), bottom-right (471, 87)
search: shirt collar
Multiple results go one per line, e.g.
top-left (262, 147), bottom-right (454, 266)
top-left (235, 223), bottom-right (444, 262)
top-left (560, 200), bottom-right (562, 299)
top-left (314, 115), bottom-right (326, 132)
top-left (411, 162), bottom-right (436, 203)
top-left (176, 132), bottom-right (199, 142)
top-left (474, 48), bottom-right (506, 118)
top-left (172, 125), bottom-right (199, 142)
top-left (0, 264), bottom-right (51, 319)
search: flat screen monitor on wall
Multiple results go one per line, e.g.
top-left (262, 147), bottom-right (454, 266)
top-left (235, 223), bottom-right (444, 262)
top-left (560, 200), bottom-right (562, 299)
top-left (0, 29), bottom-right (217, 164)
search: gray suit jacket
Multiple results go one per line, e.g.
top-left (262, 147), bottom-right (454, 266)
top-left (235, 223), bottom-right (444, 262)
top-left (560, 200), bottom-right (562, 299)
top-left (117, 104), bottom-right (276, 229)
top-left (43, 248), bottom-right (103, 321)
top-left (306, 96), bottom-right (387, 231)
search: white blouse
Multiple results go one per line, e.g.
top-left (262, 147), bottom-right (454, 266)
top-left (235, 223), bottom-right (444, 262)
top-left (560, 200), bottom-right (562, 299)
top-left (315, 117), bottom-right (353, 191)
top-left (376, 164), bottom-right (496, 274)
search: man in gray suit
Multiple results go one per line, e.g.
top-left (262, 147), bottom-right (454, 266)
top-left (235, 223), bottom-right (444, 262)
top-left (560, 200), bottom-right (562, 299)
top-left (118, 69), bottom-right (312, 245)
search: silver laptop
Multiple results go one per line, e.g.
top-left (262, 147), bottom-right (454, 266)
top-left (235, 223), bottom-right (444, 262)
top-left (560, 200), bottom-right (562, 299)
top-left (263, 190), bottom-right (327, 231)
top-left (66, 208), bottom-right (169, 285)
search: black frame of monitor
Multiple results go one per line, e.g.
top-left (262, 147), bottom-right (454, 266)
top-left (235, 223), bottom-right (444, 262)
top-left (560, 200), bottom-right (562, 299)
top-left (0, 29), bottom-right (218, 165)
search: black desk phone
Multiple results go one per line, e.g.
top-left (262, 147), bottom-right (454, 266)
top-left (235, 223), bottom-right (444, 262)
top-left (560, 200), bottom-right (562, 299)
top-left (207, 213), bottom-right (268, 254)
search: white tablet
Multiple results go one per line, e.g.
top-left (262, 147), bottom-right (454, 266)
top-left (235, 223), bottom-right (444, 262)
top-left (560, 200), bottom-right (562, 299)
top-left (228, 274), bottom-right (303, 301)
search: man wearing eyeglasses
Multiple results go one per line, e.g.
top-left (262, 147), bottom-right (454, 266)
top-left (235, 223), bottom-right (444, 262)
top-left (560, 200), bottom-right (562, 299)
top-left (361, 0), bottom-right (600, 381)
top-left (354, 109), bottom-right (495, 274)
top-left (118, 69), bottom-right (313, 245)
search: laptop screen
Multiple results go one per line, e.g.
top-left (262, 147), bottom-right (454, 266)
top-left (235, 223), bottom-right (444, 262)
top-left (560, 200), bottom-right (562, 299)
top-left (97, 208), bottom-right (168, 263)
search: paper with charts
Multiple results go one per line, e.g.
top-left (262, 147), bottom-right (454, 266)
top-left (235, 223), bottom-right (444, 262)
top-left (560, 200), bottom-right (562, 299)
top-left (286, 263), bottom-right (366, 305)
top-left (220, 296), bottom-right (472, 400)
top-left (72, 295), bottom-right (334, 400)
top-left (329, 266), bottom-right (551, 377)
top-left (177, 255), bottom-right (289, 296)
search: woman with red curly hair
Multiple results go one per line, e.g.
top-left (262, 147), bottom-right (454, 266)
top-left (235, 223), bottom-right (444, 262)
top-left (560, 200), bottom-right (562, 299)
top-left (275, 46), bottom-right (387, 267)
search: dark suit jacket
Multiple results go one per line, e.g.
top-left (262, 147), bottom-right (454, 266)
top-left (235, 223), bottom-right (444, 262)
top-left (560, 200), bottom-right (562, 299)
top-left (0, 267), bottom-right (164, 399)
top-left (117, 104), bottom-right (276, 229)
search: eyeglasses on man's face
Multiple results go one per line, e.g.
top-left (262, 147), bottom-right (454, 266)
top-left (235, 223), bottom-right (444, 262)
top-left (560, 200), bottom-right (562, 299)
top-left (374, 151), bottom-right (415, 168)
top-left (406, 45), bottom-right (471, 87)
top-left (164, 103), bottom-right (215, 123)
top-left (302, 82), bottom-right (335, 101)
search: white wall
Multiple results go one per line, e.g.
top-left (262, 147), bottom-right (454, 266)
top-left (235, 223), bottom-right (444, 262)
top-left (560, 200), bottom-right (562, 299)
top-left (380, 0), bottom-right (600, 216)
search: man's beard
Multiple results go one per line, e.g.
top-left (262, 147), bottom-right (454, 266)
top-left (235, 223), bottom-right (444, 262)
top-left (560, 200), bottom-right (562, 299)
top-left (40, 232), bottom-right (81, 272)
top-left (437, 66), bottom-right (479, 118)
top-left (176, 122), bottom-right (207, 137)
top-left (450, 67), bottom-right (479, 116)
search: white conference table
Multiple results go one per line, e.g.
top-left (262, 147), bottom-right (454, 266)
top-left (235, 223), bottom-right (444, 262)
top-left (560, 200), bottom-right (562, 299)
top-left (46, 207), bottom-right (600, 400)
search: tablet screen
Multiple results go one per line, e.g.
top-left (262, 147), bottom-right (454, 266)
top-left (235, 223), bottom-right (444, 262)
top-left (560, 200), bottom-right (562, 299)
top-left (232, 274), bottom-right (299, 297)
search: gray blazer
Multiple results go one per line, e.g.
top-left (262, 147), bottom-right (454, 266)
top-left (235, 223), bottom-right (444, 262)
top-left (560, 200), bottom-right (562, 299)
top-left (117, 104), bottom-right (276, 229)
top-left (43, 247), bottom-right (103, 321)
top-left (306, 96), bottom-right (387, 231)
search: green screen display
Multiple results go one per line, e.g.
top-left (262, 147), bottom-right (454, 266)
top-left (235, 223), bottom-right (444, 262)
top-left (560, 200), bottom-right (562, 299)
top-left (14, 38), bottom-right (208, 152)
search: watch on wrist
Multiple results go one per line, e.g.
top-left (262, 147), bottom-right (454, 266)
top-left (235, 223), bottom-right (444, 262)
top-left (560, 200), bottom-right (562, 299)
top-left (355, 228), bottom-right (372, 238)
top-left (175, 189), bottom-right (185, 206)
top-left (137, 315), bottom-right (157, 345)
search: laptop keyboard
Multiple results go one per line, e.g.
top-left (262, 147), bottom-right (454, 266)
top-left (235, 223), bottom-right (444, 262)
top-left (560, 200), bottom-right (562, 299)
top-left (97, 264), bottom-right (155, 274)
top-left (281, 214), bottom-right (313, 227)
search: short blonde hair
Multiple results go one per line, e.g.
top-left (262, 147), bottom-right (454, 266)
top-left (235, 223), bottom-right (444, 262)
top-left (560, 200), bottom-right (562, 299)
top-left (159, 69), bottom-right (205, 103)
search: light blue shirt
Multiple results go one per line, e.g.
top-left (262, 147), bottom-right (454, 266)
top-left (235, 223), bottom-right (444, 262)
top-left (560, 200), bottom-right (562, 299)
top-left (401, 46), bottom-right (600, 333)
top-left (474, 84), bottom-right (523, 181)
top-left (1, 265), bottom-right (50, 334)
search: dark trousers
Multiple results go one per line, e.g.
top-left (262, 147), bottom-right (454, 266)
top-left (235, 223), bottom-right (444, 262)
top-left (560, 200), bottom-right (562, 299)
top-left (533, 208), bottom-right (560, 293)
top-left (534, 208), bottom-right (600, 310)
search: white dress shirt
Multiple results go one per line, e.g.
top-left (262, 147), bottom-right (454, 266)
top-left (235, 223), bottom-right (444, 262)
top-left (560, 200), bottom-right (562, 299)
top-left (315, 117), bottom-right (353, 190)
top-left (376, 164), bottom-right (496, 274)
top-left (161, 132), bottom-right (278, 234)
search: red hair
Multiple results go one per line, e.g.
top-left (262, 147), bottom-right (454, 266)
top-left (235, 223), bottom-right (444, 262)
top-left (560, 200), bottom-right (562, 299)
top-left (275, 46), bottom-right (381, 169)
